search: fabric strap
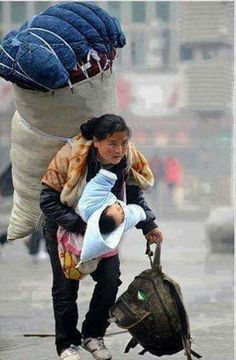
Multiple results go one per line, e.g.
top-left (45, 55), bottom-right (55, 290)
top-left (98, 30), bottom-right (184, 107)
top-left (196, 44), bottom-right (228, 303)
top-left (168, 281), bottom-right (202, 360)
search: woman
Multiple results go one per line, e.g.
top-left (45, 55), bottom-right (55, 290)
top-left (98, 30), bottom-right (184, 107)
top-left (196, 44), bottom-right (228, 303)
top-left (40, 114), bottom-right (163, 360)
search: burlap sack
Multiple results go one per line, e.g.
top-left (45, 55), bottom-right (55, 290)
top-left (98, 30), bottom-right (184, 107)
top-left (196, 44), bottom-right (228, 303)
top-left (8, 70), bottom-right (117, 240)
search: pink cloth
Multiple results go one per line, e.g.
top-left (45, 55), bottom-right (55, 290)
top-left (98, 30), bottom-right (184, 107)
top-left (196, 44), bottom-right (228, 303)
top-left (57, 226), bottom-right (118, 259)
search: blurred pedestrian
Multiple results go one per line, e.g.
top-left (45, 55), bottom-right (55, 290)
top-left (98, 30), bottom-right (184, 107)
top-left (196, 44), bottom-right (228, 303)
top-left (0, 164), bottom-right (14, 246)
top-left (40, 114), bottom-right (164, 360)
top-left (164, 156), bottom-right (183, 209)
top-left (0, 163), bottom-right (48, 261)
top-left (0, 163), bottom-right (13, 197)
top-left (149, 154), bottom-right (164, 189)
top-left (24, 226), bottom-right (48, 262)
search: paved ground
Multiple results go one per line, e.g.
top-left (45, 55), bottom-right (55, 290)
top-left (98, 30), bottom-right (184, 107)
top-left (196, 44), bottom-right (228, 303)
top-left (0, 197), bottom-right (234, 360)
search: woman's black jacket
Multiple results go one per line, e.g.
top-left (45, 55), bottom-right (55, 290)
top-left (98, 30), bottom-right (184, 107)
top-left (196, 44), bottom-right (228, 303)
top-left (40, 149), bottom-right (157, 236)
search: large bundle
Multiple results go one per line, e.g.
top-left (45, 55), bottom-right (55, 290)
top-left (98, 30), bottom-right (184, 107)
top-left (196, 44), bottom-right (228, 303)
top-left (0, 2), bottom-right (125, 90)
top-left (0, 2), bottom-right (126, 240)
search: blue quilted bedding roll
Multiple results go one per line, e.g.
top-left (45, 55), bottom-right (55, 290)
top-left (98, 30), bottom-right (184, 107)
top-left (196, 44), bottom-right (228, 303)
top-left (0, 2), bottom-right (126, 91)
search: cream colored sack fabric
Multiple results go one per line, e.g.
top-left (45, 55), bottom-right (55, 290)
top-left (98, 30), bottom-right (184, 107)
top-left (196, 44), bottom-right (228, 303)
top-left (8, 70), bottom-right (117, 240)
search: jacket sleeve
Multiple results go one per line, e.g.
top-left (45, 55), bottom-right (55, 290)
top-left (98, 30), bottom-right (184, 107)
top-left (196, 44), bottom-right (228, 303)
top-left (126, 184), bottom-right (158, 235)
top-left (78, 169), bottom-right (117, 221)
top-left (40, 185), bottom-right (86, 233)
top-left (124, 204), bottom-right (146, 232)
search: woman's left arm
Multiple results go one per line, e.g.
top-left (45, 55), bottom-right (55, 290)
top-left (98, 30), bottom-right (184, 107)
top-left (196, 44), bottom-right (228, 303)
top-left (126, 184), bottom-right (163, 243)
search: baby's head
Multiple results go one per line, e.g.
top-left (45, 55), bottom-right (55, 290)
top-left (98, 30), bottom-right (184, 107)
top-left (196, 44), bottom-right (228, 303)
top-left (99, 202), bottom-right (125, 235)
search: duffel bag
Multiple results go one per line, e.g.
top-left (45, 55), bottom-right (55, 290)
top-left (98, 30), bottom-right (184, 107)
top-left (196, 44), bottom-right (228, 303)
top-left (110, 243), bottom-right (202, 359)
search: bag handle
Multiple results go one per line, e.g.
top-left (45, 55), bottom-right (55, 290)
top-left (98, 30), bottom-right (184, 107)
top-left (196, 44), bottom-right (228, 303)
top-left (146, 241), bottom-right (162, 272)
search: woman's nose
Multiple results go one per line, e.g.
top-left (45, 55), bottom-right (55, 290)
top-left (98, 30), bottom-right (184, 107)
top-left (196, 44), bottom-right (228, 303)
top-left (115, 145), bottom-right (123, 154)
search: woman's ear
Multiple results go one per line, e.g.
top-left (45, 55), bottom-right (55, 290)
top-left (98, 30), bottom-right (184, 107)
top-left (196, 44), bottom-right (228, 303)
top-left (93, 136), bottom-right (99, 148)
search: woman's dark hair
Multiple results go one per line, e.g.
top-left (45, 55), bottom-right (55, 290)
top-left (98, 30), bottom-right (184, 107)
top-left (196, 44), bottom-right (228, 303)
top-left (80, 114), bottom-right (131, 141)
top-left (99, 207), bottom-right (118, 235)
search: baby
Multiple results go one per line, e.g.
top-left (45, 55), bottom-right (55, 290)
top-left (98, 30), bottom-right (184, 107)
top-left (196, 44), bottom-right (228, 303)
top-left (78, 169), bottom-right (146, 261)
top-left (57, 169), bottom-right (146, 277)
top-left (99, 201), bottom-right (125, 234)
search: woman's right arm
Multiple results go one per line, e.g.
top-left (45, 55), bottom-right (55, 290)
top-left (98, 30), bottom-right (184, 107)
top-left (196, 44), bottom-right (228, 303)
top-left (40, 185), bottom-right (86, 233)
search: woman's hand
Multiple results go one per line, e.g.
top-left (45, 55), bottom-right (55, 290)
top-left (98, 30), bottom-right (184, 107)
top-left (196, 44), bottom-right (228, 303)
top-left (145, 227), bottom-right (163, 244)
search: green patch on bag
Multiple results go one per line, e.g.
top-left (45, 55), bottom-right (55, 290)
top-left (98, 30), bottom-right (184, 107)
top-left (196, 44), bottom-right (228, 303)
top-left (137, 289), bottom-right (148, 302)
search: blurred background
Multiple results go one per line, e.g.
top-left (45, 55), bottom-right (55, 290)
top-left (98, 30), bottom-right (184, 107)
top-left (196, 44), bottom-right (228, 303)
top-left (0, 2), bottom-right (234, 359)
top-left (0, 1), bottom-right (234, 217)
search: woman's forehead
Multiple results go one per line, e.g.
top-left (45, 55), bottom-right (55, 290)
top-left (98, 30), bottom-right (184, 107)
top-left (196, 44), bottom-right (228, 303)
top-left (106, 131), bottom-right (129, 141)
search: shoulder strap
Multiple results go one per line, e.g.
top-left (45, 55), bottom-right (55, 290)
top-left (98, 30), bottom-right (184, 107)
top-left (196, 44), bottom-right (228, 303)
top-left (124, 337), bottom-right (138, 353)
top-left (167, 280), bottom-right (202, 359)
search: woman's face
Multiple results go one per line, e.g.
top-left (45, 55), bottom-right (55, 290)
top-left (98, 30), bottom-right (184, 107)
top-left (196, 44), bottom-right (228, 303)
top-left (93, 131), bottom-right (129, 165)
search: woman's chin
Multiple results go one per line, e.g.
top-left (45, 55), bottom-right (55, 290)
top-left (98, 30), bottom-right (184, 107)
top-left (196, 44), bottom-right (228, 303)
top-left (111, 157), bottom-right (122, 164)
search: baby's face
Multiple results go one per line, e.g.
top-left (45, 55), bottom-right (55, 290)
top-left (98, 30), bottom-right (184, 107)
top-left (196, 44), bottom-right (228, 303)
top-left (106, 202), bottom-right (124, 226)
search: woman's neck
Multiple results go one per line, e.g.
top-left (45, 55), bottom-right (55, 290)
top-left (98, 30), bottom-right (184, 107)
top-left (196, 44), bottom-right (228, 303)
top-left (96, 150), bottom-right (110, 165)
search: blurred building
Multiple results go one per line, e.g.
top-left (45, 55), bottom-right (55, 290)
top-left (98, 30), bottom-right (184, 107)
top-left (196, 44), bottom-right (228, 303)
top-left (177, 1), bottom-right (233, 115)
top-left (102, 1), bottom-right (177, 71)
top-left (0, 2), bottom-right (52, 39)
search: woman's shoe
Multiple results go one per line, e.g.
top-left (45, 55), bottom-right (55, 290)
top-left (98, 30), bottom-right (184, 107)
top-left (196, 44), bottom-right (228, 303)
top-left (82, 337), bottom-right (112, 360)
top-left (60, 345), bottom-right (81, 360)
